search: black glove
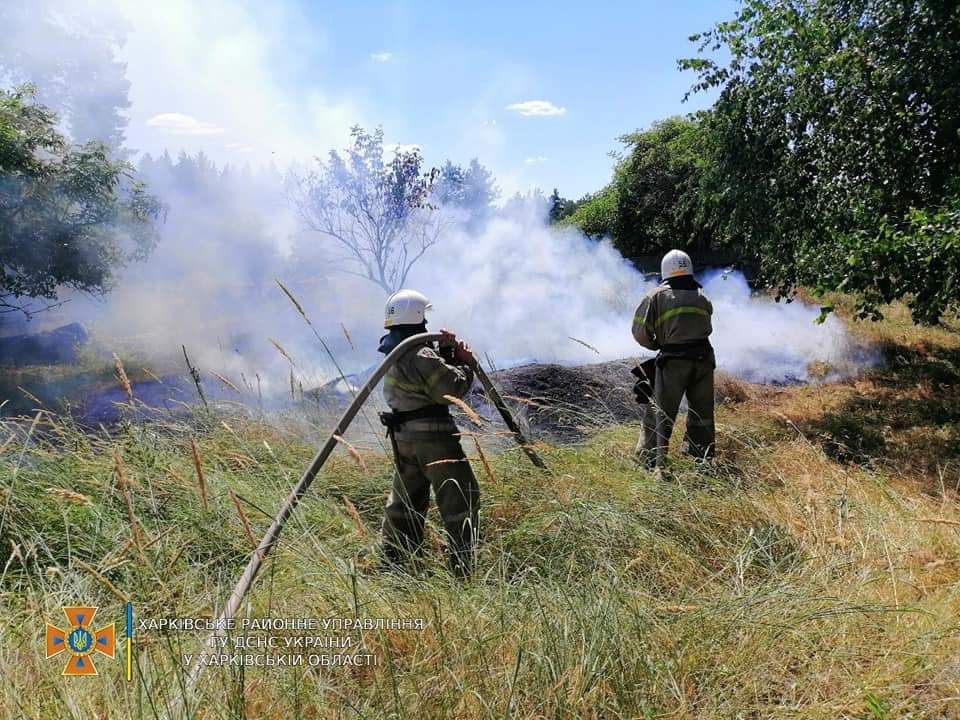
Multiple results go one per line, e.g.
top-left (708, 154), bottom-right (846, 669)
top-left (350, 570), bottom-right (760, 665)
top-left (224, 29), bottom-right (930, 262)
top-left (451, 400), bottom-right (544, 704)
top-left (631, 359), bottom-right (656, 405)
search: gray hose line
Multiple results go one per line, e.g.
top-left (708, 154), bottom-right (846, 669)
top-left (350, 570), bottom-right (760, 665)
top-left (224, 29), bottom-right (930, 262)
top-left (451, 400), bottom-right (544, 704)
top-left (470, 358), bottom-right (547, 469)
top-left (184, 332), bottom-right (545, 695)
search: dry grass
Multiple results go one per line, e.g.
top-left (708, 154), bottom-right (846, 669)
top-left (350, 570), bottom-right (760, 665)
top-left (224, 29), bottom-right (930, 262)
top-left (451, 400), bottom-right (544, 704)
top-left (228, 489), bottom-right (258, 550)
top-left (190, 437), bottom-right (209, 511)
top-left (333, 433), bottom-right (367, 471)
top-left (210, 370), bottom-right (242, 395)
top-left (443, 394), bottom-right (484, 426)
top-left (45, 487), bottom-right (91, 505)
top-left (0, 301), bottom-right (958, 718)
top-left (112, 352), bottom-right (134, 401)
top-left (714, 369), bottom-right (755, 404)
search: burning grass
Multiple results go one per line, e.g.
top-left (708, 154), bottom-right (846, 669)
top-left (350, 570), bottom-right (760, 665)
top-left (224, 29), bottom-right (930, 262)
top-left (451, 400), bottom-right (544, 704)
top-left (1, 302), bottom-right (959, 717)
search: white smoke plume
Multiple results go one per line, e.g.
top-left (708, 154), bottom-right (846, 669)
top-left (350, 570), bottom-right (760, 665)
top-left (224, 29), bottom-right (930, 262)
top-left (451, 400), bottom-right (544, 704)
top-left (411, 206), bottom-right (871, 383)
top-left (55, 188), bottom-right (874, 392)
top-left (0, 0), bottom-right (875, 395)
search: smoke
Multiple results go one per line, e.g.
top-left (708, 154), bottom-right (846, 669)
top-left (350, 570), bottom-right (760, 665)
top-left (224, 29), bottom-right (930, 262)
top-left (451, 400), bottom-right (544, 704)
top-left (0, 0), bottom-right (131, 147)
top-left (1, 1), bottom-right (875, 393)
top-left (55, 158), bottom-right (329, 392)
top-left (30, 161), bottom-right (875, 391)
top-left (0, 142), bottom-right (871, 396)
top-left (414, 206), bottom-right (643, 366)
top-left (701, 270), bottom-right (873, 382)
top-left (412, 206), bottom-right (873, 383)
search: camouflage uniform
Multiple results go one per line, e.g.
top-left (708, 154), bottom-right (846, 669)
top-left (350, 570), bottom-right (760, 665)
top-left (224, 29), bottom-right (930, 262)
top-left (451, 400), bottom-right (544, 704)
top-left (632, 282), bottom-right (715, 466)
top-left (381, 337), bottom-right (479, 576)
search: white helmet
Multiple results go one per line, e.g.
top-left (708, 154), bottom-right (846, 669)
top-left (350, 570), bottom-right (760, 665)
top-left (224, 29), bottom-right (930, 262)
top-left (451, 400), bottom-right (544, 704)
top-left (384, 289), bottom-right (432, 328)
top-left (661, 249), bottom-right (694, 279)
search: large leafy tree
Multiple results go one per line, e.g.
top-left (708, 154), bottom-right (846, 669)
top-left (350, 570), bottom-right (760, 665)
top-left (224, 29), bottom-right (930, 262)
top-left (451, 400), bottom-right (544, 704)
top-left (613, 116), bottom-right (712, 257)
top-left (563, 116), bottom-right (714, 258)
top-left (682, 0), bottom-right (960, 322)
top-left (564, 188), bottom-right (618, 239)
top-left (290, 126), bottom-right (442, 293)
top-left (0, 86), bottom-right (162, 317)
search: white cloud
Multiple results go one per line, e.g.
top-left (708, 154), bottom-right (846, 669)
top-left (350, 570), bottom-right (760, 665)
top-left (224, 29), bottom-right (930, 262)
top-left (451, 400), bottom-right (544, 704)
top-left (369, 51), bottom-right (394, 63)
top-left (505, 100), bottom-right (567, 117)
top-left (110, 0), bottom-right (362, 165)
top-left (146, 112), bottom-right (225, 135)
top-left (524, 156), bottom-right (547, 165)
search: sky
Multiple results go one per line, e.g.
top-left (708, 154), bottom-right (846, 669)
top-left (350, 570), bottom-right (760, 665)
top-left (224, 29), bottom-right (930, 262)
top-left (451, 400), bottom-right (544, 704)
top-left (113, 0), bottom-right (737, 199)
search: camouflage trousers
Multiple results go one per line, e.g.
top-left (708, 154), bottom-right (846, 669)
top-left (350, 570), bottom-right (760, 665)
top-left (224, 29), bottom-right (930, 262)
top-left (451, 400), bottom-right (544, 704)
top-left (382, 420), bottom-right (480, 577)
top-left (636, 356), bottom-right (715, 467)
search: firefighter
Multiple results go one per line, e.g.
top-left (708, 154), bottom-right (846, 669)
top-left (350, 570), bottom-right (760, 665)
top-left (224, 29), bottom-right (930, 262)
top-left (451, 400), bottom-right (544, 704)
top-left (377, 289), bottom-right (480, 577)
top-left (632, 250), bottom-right (715, 468)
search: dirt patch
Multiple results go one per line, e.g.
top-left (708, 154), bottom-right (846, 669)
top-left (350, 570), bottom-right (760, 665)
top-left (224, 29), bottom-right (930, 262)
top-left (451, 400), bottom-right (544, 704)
top-left (471, 360), bottom-right (641, 442)
top-left (471, 361), bottom-right (762, 442)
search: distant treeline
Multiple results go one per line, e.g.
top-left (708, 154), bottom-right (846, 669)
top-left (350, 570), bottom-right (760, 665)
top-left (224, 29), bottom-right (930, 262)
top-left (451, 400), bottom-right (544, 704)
top-left (558, 0), bottom-right (960, 324)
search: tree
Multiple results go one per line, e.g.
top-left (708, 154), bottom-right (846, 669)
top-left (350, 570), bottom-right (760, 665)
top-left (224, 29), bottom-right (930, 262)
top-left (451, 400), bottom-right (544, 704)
top-left (0, 86), bottom-right (162, 317)
top-left (290, 126), bottom-right (442, 293)
top-left (613, 116), bottom-right (712, 256)
top-left (681, 0), bottom-right (960, 321)
top-left (432, 157), bottom-right (498, 229)
top-left (547, 188), bottom-right (577, 224)
top-left (823, 192), bottom-right (960, 324)
top-left (563, 116), bottom-right (715, 257)
top-left (460, 159), bottom-right (499, 217)
top-left (433, 160), bottom-right (466, 206)
top-left (502, 189), bottom-right (548, 217)
top-left (0, 0), bottom-right (131, 149)
top-left (564, 188), bottom-right (617, 239)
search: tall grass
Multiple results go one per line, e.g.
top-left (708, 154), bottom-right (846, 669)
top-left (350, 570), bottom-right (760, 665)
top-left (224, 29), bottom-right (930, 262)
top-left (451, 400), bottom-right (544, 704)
top-left (1, 396), bottom-right (958, 718)
top-left (1, 302), bottom-right (959, 718)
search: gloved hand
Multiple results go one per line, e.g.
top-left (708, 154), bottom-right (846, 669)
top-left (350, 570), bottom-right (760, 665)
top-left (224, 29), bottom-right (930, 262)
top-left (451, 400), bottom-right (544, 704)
top-left (439, 328), bottom-right (457, 349)
top-left (454, 340), bottom-right (475, 365)
top-left (440, 329), bottom-right (475, 365)
top-left (631, 358), bottom-right (656, 404)
top-left (632, 377), bottom-right (653, 404)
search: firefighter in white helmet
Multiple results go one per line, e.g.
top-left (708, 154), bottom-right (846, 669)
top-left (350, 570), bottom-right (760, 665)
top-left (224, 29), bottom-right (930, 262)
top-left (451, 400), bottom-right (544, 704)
top-left (631, 250), bottom-right (716, 467)
top-left (377, 289), bottom-right (479, 577)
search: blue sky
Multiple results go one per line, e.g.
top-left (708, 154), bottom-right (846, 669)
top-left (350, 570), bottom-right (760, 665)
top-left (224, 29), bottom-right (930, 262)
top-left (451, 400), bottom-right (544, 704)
top-left (118, 0), bottom-right (737, 199)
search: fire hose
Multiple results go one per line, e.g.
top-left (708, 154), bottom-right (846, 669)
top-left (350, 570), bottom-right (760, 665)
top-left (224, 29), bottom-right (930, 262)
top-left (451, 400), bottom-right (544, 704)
top-left (185, 332), bottom-right (545, 693)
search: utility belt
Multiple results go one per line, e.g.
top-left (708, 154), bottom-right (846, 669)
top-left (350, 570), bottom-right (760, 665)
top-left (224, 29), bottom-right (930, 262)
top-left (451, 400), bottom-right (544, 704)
top-left (657, 339), bottom-right (714, 364)
top-left (379, 404), bottom-right (452, 432)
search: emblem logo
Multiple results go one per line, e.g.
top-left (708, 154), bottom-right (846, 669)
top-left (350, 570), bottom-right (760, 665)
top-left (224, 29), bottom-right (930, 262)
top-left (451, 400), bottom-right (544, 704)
top-left (45, 606), bottom-right (115, 676)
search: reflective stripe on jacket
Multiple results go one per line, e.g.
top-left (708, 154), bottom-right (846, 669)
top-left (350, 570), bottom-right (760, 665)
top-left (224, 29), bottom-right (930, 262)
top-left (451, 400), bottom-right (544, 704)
top-left (383, 339), bottom-right (475, 412)
top-left (632, 283), bottom-right (713, 351)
